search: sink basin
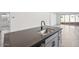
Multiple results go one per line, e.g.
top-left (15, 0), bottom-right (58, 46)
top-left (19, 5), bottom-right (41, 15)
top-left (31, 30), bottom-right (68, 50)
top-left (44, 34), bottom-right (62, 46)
top-left (38, 28), bottom-right (55, 36)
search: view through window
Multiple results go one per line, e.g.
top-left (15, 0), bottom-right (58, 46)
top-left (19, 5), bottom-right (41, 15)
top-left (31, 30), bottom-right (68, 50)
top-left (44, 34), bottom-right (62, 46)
top-left (60, 15), bottom-right (79, 23)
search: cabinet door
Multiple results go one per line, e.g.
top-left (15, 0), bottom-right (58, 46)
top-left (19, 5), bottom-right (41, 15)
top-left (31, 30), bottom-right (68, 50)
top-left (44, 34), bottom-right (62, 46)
top-left (45, 33), bottom-right (59, 47)
top-left (58, 31), bottom-right (62, 47)
top-left (45, 33), bottom-right (58, 44)
top-left (46, 37), bottom-right (58, 47)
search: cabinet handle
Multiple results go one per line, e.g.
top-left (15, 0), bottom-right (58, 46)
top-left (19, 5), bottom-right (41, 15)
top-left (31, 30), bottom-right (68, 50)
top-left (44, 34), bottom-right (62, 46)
top-left (52, 41), bottom-right (55, 47)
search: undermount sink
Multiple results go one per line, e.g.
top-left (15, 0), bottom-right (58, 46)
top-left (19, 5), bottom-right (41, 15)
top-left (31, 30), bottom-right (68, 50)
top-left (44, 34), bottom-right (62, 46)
top-left (38, 28), bottom-right (55, 36)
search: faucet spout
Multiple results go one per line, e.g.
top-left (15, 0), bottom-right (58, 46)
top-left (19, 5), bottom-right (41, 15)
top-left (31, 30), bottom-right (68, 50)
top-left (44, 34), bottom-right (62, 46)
top-left (41, 21), bottom-right (46, 30)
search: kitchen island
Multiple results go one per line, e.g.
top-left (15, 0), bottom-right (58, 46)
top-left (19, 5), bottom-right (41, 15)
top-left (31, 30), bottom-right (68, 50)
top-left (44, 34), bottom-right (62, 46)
top-left (4, 26), bottom-right (62, 47)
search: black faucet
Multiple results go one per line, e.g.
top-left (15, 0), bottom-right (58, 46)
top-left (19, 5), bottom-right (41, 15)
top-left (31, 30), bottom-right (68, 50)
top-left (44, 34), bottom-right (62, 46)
top-left (41, 21), bottom-right (46, 30)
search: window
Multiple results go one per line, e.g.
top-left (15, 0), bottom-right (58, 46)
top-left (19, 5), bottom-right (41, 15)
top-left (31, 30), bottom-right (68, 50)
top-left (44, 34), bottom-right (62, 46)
top-left (60, 14), bottom-right (79, 23)
top-left (70, 15), bottom-right (75, 22)
top-left (65, 15), bottom-right (69, 22)
top-left (76, 15), bottom-right (79, 22)
top-left (60, 15), bottom-right (64, 22)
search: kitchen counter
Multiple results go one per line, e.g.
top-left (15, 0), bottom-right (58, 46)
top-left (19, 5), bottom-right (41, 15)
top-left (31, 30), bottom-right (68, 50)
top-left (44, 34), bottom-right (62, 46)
top-left (4, 26), bottom-right (62, 47)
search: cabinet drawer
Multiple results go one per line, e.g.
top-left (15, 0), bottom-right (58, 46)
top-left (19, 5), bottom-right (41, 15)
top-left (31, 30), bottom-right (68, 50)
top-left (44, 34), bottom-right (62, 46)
top-left (45, 33), bottom-right (58, 44)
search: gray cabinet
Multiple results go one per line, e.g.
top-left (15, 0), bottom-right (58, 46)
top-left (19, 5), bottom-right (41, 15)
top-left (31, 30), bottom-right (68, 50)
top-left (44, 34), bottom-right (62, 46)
top-left (58, 31), bottom-right (62, 47)
top-left (45, 31), bottom-right (62, 47)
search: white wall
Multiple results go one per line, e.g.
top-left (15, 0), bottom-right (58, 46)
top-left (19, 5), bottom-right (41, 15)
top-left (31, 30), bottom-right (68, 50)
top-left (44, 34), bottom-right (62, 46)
top-left (56, 14), bottom-right (61, 25)
top-left (50, 13), bottom-right (57, 26)
top-left (10, 12), bottom-right (50, 32)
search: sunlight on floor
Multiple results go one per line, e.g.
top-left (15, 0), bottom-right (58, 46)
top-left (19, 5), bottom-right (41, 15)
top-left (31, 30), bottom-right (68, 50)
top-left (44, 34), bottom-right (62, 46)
top-left (60, 24), bottom-right (79, 47)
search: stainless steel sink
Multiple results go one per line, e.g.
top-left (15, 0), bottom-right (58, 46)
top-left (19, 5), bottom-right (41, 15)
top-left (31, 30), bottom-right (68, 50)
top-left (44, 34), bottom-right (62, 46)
top-left (38, 28), bottom-right (55, 36)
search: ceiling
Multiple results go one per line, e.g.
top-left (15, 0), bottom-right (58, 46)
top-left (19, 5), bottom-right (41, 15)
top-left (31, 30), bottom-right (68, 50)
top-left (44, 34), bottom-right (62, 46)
top-left (55, 12), bottom-right (79, 15)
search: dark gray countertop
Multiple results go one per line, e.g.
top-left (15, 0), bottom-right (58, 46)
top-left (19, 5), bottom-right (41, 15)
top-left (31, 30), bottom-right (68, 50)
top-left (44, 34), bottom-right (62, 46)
top-left (4, 26), bottom-right (62, 47)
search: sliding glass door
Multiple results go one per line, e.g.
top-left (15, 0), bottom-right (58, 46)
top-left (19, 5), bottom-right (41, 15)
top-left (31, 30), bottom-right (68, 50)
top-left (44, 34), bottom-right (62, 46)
top-left (60, 14), bottom-right (79, 23)
top-left (70, 15), bottom-right (75, 22)
top-left (65, 15), bottom-right (69, 22)
top-left (60, 15), bottom-right (64, 22)
top-left (76, 15), bottom-right (79, 22)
